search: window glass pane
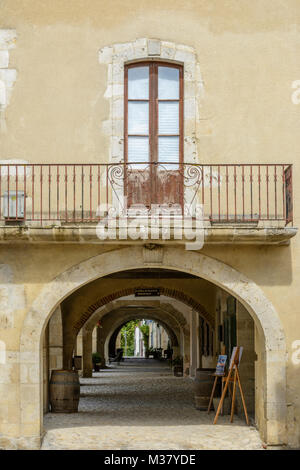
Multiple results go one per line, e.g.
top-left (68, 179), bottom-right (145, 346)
top-left (128, 101), bottom-right (149, 135)
top-left (158, 136), bottom-right (179, 168)
top-left (158, 67), bottom-right (179, 99)
top-left (128, 137), bottom-right (149, 166)
top-left (128, 66), bottom-right (149, 99)
top-left (159, 102), bottom-right (179, 135)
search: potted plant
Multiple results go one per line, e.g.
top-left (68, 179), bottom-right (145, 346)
top-left (172, 356), bottom-right (183, 377)
top-left (92, 352), bottom-right (101, 372)
top-left (147, 347), bottom-right (154, 358)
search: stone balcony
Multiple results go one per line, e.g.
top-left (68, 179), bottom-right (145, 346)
top-left (0, 221), bottom-right (296, 245)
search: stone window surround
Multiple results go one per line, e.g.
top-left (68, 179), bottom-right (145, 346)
top-left (99, 38), bottom-right (204, 164)
top-left (0, 29), bottom-right (17, 132)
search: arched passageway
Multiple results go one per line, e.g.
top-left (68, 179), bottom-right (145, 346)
top-left (75, 294), bottom-right (198, 377)
top-left (60, 273), bottom-right (214, 372)
top-left (20, 246), bottom-right (287, 447)
top-left (78, 303), bottom-right (183, 377)
top-left (107, 316), bottom-right (176, 358)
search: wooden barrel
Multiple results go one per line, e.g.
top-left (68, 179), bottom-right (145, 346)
top-left (193, 368), bottom-right (218, 411)
top-left (49, 370), bottom-right (80, 413)
top-left (173, 365), bottom-right (183, 377)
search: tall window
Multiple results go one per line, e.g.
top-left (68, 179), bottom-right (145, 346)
top-left (124, 62), bottom-right (183, 167)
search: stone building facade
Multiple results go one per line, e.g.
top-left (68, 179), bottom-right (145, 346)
top-left (0, 0), bottom-right (299, 449)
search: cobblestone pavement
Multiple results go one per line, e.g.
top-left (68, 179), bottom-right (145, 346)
top-left (42, 359), bottom-right (263, 450)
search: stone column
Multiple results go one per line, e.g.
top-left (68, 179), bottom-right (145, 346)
top-left (190, 309), bottom-right (199, 377)
top-left (179, 328), bottom-right (184, 357)
top-left (115, 331), bottom-right (121, 349)
top-left (75, 329), bottom-right (83, 356)
top-left (96, 326), bottom-right (101, 353)
top-left (90, 327), bottom-right (95, 353)
top-left (63, 324), bottom-right (76, 370)
top-left (82, 327), bottom-right (93, 377)
top-left (49, 306), bottom-right (63, 371)
top-left (198, 318), bottom-right (203, 369)
top-left (236, 302), bottom-right (256, 417)
top-left (42, 324), bottom-right (49, 413)
top-left (183, 326), bottom-right (191, 376)
top-left (96, 325), bottom-right (106, 366)
top-left (172, 345), bottom-right (180, 357)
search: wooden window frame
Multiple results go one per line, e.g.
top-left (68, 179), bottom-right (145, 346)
top-left (124, 61), bottom-right (184, 165)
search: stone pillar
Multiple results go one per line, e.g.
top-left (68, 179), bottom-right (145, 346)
top-left (49, 306), bottom-right (63, 371)
top-left (63, 325), bottom-right (76, 370)
top-left (190, 309), bottom-right (199, 377)
top-left (92, 326), bottom-right (97, 353)
top-left (183, 326), bottom-right (191, 376)
top-left (198, 318), bottom-right (203, 369)
top-left (115, 331), bottom-right (121, 350)
top-left (42, 324), bottom-right (49, 414)
top-left (96, 326), bottom-right (101, 353)
top-left (161, 328), bottom-right (168, 351)
top-left (236, 302), bottom-right (255, 417)
top-left (82, 327), bottom-right (93, 377)
top-left (75, 329), bottom-right (83, 356)
top-left (96, 326), bottom-right (107, 366)
top-left (172, 345), bottom-right (180, 358)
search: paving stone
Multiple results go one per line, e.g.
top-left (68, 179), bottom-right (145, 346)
top-left (42, 359), bottom-right (263, 450)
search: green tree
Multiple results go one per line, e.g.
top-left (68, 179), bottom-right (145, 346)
top-left (120, 320), bottom-right (139, 356)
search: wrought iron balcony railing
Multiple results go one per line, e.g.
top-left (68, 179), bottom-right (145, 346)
top-left (0, 162), bottom-right (293, 225)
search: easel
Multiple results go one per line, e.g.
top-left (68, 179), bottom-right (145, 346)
top-left (213, 346), bottom-right (249, 425)
top-left (207, 347), bottom-right (228, 415)
top-left (207, 372), bottom-right (225, 415)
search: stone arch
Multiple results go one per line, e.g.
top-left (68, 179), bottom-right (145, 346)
top-left (104, 311), bottom-right (179, 352)
top-left (107, 316), bottom-right (175, 357)
top-left (79, 298), bottom-right (190, 375)
top-left (84, 302), bottom-right (183, 347)
top-left (84, 299), bottom-right (188, 334)
top-left (73, 286), bottom-right (213, 333)
top-left (80, 305), bottom-right (181, 377)
top-left (64, 288), bottom-right (201, 369)
top-left (20, 246), bottom-right (286, 446)
top-left (78, 299), bottom-right (185, 374)
top-left (104, 308), bottom-right (180, 344)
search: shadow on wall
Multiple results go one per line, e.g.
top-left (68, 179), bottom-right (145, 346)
top-left (203, 244), bottom-right (293, 286)
top-left (0, 242), bottom-right (294, 287)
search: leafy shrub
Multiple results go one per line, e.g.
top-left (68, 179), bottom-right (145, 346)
top-left (92, 352), bottom-right (101, 364)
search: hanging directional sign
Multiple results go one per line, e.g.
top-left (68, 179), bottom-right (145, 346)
top-left (134, 288), bottom-right (161, 297)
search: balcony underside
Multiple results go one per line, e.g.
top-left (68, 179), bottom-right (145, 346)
top-left (0, 223), bottom-right (296, 245)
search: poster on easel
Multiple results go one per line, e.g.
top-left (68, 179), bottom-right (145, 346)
top-left (229, 346), bottom-right (243, 369)
top-left (213, 346), bottom-right (249, 426)
top-left (215, 354), bottom-right (227, 376)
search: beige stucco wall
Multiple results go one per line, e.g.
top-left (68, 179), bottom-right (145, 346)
top-left (0, 0), bottom-right (299, 449)
top-left (0, 0), bottom-right (300, 170)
